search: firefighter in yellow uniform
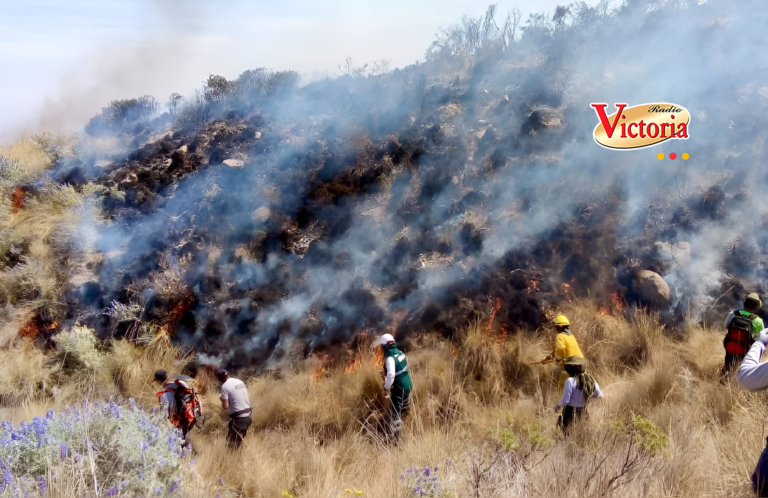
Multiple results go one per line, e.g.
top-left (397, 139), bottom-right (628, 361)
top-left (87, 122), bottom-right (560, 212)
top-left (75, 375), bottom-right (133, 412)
top-left (539, 315), bottom-right (585, 394)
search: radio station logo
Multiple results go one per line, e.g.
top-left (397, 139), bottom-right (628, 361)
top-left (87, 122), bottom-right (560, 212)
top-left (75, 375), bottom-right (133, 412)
top-left (591, 103), bottom-right (690, 150)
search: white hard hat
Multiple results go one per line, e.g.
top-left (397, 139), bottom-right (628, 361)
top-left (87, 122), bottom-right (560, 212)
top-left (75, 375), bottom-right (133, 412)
top-left (380, 333), bottom-right (395, 346)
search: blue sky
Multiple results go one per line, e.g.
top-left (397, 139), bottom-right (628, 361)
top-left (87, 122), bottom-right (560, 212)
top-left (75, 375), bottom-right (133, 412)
top-left (0, 0), bottom-right (574, 141)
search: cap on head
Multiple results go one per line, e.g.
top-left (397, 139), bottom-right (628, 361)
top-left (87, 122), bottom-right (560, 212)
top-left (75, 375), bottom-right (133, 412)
top-left (746, 293), bottom-right (762, 310)
top-left (553, 315), bottom-right (570, 327)
top-left (380, 333), bottom-right (396, 346)
top-left (215, 368), bottom-right (229, 382)
top-left (154, 369), bottom-right (168, 382)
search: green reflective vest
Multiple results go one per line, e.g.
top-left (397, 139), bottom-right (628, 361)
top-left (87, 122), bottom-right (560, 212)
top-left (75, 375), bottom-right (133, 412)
top-left (384, 346), bottom-right (413, 392)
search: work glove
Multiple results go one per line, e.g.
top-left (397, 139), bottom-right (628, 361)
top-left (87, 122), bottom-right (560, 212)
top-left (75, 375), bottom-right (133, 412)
top-left (757, 328), bottom-right (768, 346)
top-left (554, 405), bottom-right (561, 413)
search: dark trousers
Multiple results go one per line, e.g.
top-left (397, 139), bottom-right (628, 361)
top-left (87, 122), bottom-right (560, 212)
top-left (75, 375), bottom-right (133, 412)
top-left (390, 387), bottom-right (411, 419)
top-left (754, 437), bottom-right (768, 496)
top-left (227, 416), bottom-right (252, 449)
top-left (387, 387), bottom-right (411, 442)
top-left (558, 406), bottom-right (584, 433)
top-left (721, 352), bottom-right (745, 377)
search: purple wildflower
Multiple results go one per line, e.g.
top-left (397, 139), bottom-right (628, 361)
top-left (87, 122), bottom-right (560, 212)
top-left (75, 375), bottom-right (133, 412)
top-left (38, 476), bottom-right (48, 494)
top-left (46, 409), bottom-right (54, 420)
top-left (424, 467), bottom-right (430, 477)
top-left (169, 480), bottom-right (180, 493)
top-left (155, 488), bottom-right (163, 495)
top-left (60, 443), bottom-right (68, 459)
top-left (108, 402), bottom-right (121, 419)
top-left (106, 487), bottom-right (118, 496)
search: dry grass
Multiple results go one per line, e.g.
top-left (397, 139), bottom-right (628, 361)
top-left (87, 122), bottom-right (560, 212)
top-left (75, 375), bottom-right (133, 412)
top-left (0, 138), bottom-right (52, 179)
top-left (0, 298), bottom-right (764, 497)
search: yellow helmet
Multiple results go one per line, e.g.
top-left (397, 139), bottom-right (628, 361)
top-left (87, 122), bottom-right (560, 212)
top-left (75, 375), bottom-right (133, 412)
top-left (553, 314), bottom-right (570, 327)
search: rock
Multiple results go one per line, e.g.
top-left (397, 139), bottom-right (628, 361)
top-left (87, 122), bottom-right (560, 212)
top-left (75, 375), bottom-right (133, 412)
top-left (254, 131), bottom-right (262, 139)
top-left (178, 145), bottom-right (188, 153)
top-left (223, 159), bottom-right (245, 168)
top-left (653, 241), bottom-right (691, 266)
top-left (633, 270), bottom-right (670, 306)
top-left (252, 206), bottom-right (271, 221)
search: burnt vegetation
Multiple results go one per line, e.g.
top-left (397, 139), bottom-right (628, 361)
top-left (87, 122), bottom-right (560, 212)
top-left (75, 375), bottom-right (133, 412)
top-left (7, 0), bottom-right (762, 370)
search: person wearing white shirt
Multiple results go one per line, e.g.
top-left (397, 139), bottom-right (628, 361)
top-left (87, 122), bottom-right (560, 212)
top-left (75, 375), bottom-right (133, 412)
top-left (737, 329), bottom-right (768, 496)
top-left (556, 358), bottom-right (603, 433)
top-left (217, 368), bottom-right (252, 449)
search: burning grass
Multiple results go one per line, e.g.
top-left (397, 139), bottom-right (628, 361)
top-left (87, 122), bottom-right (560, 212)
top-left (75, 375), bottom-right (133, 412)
top-left (0, 300), bottom-right (758, 497)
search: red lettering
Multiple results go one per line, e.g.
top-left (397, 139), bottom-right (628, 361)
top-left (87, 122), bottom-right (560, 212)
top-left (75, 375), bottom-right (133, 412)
top-left (677, 123), bottom-right (688, 138)
top-left (621, 122), bottom-right (627, 138)
top-left (628, 123), bottom-right (638, 138)
top-left (660, 123), bottom-right (669, 137)
top-left (639, 120), bottom-right (646, 138)
top-left (647, 122), bottom-right (659, 138)
top-left (591, 103), bottom-right (627, 138)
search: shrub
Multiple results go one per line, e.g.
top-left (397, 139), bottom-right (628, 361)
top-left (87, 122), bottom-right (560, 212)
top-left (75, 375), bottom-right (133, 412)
top-left (0, 399), bottom-right (188, 496)
top-left (203, 75), bottom-right (237, 103)
top-left (0, 155), bottom-right (22, 194)
top-left (85, 96), bottom-right (159, 136)
top-left (631, 414), bottom-right (670, 456)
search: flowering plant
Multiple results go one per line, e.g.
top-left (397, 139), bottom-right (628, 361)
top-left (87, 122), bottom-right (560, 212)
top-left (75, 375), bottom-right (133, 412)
top-left (399, 465), bottom-right (445, 497)
top-left (0, 399), bottom-right (187, 496)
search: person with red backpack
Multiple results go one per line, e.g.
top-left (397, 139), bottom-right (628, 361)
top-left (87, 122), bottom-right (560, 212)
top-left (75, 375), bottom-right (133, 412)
top-left (154, 369), bottom-right (204, 438)
top-left (722, 293), bottom-right (764, 377)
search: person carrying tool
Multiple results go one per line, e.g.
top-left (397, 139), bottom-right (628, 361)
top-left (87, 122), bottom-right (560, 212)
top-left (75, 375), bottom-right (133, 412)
top-left (555, 356), bottom-right (602, 434)
top-left (722, 293), bottom-right (764, 376)
top-left (381, 333), bottom-right (413, 443)
top-left (737, 328), bottom-right (768, 496)
top-left (217, 369), bottom-right (252, 449)
top-left (536, 315), bottom-right (585, 394)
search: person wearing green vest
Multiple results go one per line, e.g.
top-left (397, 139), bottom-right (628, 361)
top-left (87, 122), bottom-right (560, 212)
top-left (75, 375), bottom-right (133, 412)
top-left (381, 333), bottom-right (413, 442)
top-left (722, 293), bottom-right (764, 377)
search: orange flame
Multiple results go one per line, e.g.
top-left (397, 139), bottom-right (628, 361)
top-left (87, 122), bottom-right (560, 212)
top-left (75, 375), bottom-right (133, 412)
top-left (11, 187), bottom-right (28, 213)
top-left (526, 279), bottom-right (540, 292)
top-left (611, 292), bottom-right (625, 311)
top-left (597, 305), bottom-right (608, 316)
top-left (486, 297), bottom-right (502, 333)
top-left (344, 352), bottom-right (362, 374)
top-left (19, 317), bottom-right (58, 339)
top-left (312, 354), bottom-right (333, 381)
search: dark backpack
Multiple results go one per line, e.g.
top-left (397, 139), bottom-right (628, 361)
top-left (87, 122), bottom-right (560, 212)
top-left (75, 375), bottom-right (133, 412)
top-left (725, 310), bottom-right (756, 356)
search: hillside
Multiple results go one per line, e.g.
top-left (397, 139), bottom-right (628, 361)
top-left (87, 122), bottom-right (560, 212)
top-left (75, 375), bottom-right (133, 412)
top-left (1, 0), bottom-right (768, 496)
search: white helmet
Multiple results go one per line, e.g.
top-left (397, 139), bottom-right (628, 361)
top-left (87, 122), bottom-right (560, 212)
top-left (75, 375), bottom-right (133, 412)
top-left (380, 333), bottom-right (395, 346)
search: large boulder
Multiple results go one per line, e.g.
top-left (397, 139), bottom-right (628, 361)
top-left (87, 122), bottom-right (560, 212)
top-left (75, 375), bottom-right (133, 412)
top-left (633, 270), bottom-right (671, 307)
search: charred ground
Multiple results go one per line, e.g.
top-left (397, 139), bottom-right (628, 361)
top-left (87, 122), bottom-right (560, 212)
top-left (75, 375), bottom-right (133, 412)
top-left (6, 0), bottom-right (768, 370)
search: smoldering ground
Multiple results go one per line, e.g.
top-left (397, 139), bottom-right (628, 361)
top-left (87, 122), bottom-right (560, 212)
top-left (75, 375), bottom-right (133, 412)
top-left (42, 0), bottom-right (768, 369)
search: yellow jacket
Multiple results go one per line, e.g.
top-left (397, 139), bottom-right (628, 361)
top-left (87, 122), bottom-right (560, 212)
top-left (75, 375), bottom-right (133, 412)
top-left (554, 332), bottom-right (583, 361)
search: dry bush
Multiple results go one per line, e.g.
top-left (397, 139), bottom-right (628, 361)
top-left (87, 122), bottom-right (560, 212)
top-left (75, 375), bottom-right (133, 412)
top-left (0, 138), bottom-right (52, 180)
top-left (457, 320), bottom-right (506, 402)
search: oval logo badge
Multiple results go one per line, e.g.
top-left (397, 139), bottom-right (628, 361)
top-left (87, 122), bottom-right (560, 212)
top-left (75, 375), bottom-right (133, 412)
top-left (591, 103), bottom-right (690, 150)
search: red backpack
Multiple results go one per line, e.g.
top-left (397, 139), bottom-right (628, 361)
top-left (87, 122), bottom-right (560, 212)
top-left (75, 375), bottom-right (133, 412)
top-left (724, 310), bottom-right (756, 356)
top-left (156, 380), bottom-right (204, 430)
